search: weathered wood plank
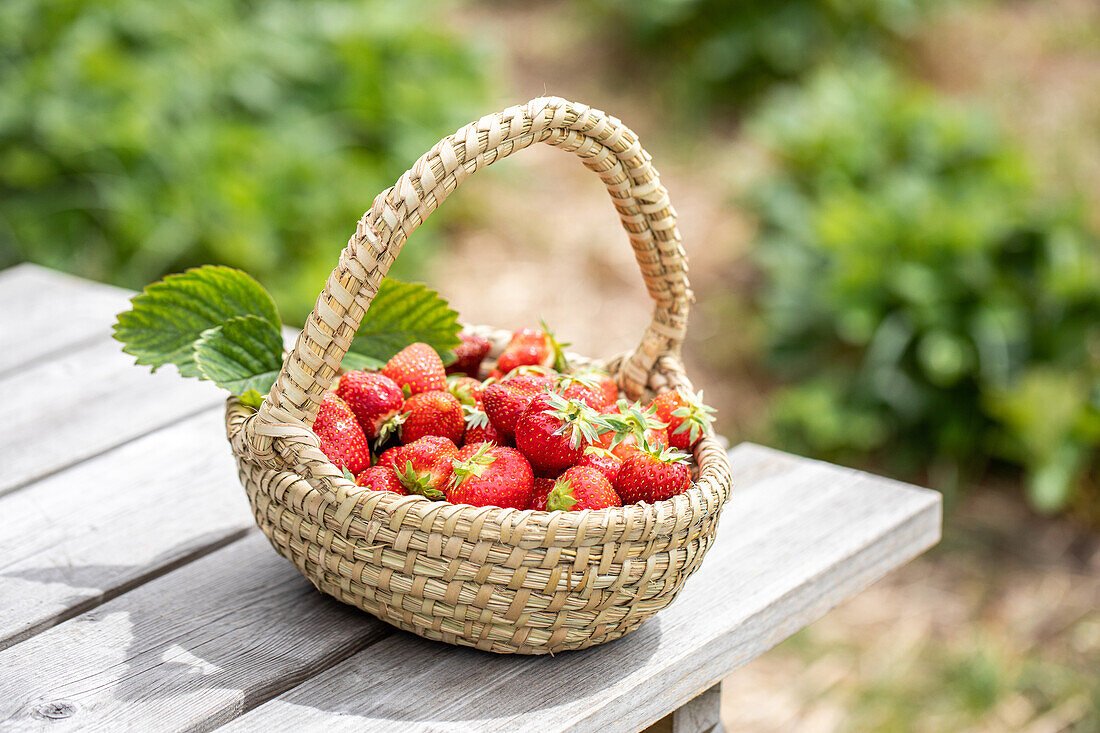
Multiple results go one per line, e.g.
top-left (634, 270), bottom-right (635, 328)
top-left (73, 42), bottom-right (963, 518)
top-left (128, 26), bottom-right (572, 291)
top-left (0, 534), bottom-right (390, 733)
top-left (0, 337), bottom-right (225, 497)
top-left (0, 263), bottom-right (133, 376)
top-left (0, 409), bottom-right (255, 650)
top-left (673, 685), bottom-right (723, 733)
top-left (644, 684), bottom-right (724, 733)
top-left (217, 444), bottom-right (941, 733)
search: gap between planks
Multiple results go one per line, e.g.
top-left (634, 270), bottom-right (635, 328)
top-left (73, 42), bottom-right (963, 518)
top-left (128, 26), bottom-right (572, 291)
top-left (0, 444), bottom-right (940, 733)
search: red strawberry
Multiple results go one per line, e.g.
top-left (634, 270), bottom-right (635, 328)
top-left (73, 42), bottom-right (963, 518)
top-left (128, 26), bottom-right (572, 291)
top-left (447, 375), bottom-right (483, 407)
top-left (614, 446), bottom-right (692, 504)
top-left (495, 326), bottom-right (566, 376)
top-left (546, 466), bottom-right (621, 511)
top-left (376, 444), bottom-right (406, 471)
top-left (313, 394), bottom-right (371, 475)
top-left (482, 382), bottom-right (538, 442)
top-left (577, 447), bottom-right (623, 484)
top-left (555, 373), bottom-right (607, 410)
top-left (503, 371), bottom-right (556, 392)
top-left (463, 405), bottom-right (502, 446)
top-left (394, 435), bottom-right (459, 499)
top-left (585, 371), bottom-right (619, 408)
top-left (383, 343), bottom-right (447, 396)
top-left (399, 390), bottom-right (464, 445)
top-left (514, 392), bottom-right (610, 476)
top-left (446, 444), bottom-right (534, 509)
top-left (527, 477), bottom-right (556, 511)
top-left (445, 331), bottom-right (491, 377)
top-left (355, 466), bottom-right (407, 494)
top-left (335, 370), bottom-right (403, 441)
top-left (650, 389), bottom-right (716, 452)
top-left (597, 402), bottom-right (669, 460)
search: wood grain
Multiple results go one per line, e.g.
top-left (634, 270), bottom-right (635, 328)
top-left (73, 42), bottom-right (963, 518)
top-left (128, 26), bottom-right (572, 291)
top-left (673, 685), bottom-right (723, 733)
top-left (0, 337), bottom-right (225, 497)
top-left (218, 443), bottom-right (941, 733)
top-left (0, 264), bottom-right (132, 376)
top-left (0, 534), bottom-right (390, 733)
top-left (0, 409), bottom-right (256, 650)
top-left (643, 684), bottom-right (724, 733)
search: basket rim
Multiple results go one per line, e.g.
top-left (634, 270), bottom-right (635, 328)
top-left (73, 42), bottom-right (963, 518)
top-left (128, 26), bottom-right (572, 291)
top-left (228, 349), bottom-right (732, 547)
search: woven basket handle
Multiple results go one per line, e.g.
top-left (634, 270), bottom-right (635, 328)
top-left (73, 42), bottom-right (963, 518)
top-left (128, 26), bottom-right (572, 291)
top-left (258, 97), bottom-right (691, 430)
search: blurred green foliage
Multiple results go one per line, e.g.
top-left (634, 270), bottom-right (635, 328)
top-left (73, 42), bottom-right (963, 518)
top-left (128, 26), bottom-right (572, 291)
top-left (588, 0), bottom-right (931, 108)
top-left (748, 61), bottom-right (1100, 513)
top-left (0, 0), bottom-right (493, 322)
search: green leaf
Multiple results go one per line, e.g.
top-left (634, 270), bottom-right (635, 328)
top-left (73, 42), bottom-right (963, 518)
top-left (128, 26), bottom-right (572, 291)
top-left (347, 279), bottom-right (462, 366)
top-left (114, 266), bottom-right (280, 377)
top-left (340, 352), bottom-right (386, 372)
top-left (193, 315), bottom-right (284, 398)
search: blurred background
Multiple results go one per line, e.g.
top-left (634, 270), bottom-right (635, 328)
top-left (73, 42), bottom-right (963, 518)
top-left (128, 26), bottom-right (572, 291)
top-left (1, 0), bottom-right (1097, 729)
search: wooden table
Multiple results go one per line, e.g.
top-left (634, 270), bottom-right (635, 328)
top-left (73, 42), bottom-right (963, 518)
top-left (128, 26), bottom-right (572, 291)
top-left (0, 263), bottom-right (942, 732)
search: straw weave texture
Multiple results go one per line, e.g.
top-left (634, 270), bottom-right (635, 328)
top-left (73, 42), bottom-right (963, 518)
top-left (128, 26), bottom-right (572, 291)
top-left (226, 98), bottom-right (734, 654)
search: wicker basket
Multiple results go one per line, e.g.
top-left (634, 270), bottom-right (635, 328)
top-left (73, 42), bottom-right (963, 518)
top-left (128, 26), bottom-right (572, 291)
top-left (225, 97), bottom-right (733, 654)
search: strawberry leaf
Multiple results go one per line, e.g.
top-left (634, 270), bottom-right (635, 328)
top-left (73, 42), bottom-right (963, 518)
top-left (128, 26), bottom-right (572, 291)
top-left (347, 279), bottom-right (461, 366)
top-left (340, 352), bottom-right (386, 372)
top-left (193, 315), bottom-right (284, 399)
top-left (113, 266), bottom-right (280, 377)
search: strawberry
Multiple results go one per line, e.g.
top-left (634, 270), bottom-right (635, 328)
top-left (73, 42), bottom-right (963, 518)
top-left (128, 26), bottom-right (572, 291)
top-left (482, 382), bottom-right (539, 442)
top-left (546, 466), bottom-right (621, 511)
top-left (446, 443), bottom-right (534, 509)
top-left (503, 371), bottom-right (556, 393)
top-left (555, 373), bottom-right (608, 410)
top-left (355, 466), bottom-right (407, 494)
top-left (376, 444), bottom-right (406, 471)
top-left (495, 325), bottom-right (567, 375)
top-left (585, 370), bottom-right (619, 408)
top-left (514, 392), bottom-right (610, 476)
top-left (527, 477), bottom-right (556, 511)
top-left (463, 405), bottom-right (502, 446)
top-left (398, 390), bottom-right (464, 445)
top-left (312, 393), bottom-right (371, 475)
top-left (382, 343), bottom-right (447, 396)
top-left (650, 389), bottom-right (716, 452)
top-left (447, 375), bottom-right (483, 407)
top-left (597, 402), bottom-right (669, 460)
top-left (335, 370), bottom-right (403, 442)
top-left (577, 446), bottom-right (623, 484)
top-left (614, 446), bottom-right (692, 504)
top-left (394, 435), bottom-right (459, 499)
top-left (445, 331), bottom-right (491, 377)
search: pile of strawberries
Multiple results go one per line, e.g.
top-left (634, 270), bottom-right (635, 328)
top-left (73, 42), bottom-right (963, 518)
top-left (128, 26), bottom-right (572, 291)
top-left (312, 327), bottom-right (716, 512)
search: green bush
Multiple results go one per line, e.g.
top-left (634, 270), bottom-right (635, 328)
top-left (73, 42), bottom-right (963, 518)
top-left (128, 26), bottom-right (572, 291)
top-left (586, 0), bottom-right (932, 108)
top-left (748, 61), bottom-right (1100, 513)
top-left (0, 0), bottom-right (493, 322)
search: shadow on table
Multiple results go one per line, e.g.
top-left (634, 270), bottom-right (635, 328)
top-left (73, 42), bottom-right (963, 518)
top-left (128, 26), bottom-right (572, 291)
top-left (4, 534), bottom-right (661, 727)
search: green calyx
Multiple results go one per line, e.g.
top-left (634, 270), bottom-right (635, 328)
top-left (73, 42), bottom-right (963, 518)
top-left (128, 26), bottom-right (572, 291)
top-left (555, 372), bottom-right (601, 392)
top-left (670, 389), bottom-right (717, 444)
top-left (545, 392), bottom-right (612, 449)
top-left (447, 375), bottom-right (479, 406)
top-left (448, 443), bottom-right (497, 490)
top-left (539, 319), bottom-right (570, 373)
top-left (546, 478), bottom-right (578, 512)
top-left (396, 460), bottom-right (445, 500)
top-left (641, 445), bottom-right (692, 465)
top-left (601, 401), bottom-right (667, 450)
top-left (463, 404), bottom-right (491, 429)
top-left (375, 411), bottom-right (407, 448)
